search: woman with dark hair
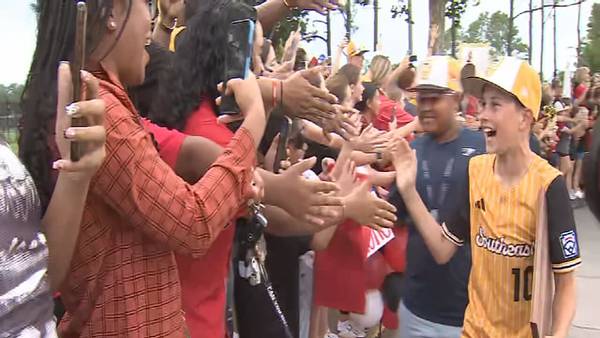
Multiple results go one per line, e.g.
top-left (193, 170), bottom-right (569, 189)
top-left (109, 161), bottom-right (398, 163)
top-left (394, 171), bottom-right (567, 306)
top-left (355, 82), bottom-right (381, 126)
top-left (337, 64), bottom-right (365, 105)
top-left (19, 0), bottom-right (268, 336)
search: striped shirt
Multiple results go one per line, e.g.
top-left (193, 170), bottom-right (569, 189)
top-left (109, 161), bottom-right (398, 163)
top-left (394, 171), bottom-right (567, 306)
top-left (442, 154), bottom-right (581, 338)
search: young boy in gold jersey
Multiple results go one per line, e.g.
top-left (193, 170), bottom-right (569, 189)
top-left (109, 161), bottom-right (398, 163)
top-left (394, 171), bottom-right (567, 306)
top-left (392, 57), bottom-right (581, 338)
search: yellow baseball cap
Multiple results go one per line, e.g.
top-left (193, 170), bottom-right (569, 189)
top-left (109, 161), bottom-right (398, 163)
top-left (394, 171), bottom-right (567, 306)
top-left (347, 41), bottom-right (369, 57)
top-left (462, 57), bottom-right (542, 119)
top-left (410, 55), bottom-right (462, 93)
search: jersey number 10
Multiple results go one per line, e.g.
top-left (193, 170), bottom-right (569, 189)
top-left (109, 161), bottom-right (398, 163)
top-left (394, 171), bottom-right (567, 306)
top-left (512, 266), bottom-right (533, 302)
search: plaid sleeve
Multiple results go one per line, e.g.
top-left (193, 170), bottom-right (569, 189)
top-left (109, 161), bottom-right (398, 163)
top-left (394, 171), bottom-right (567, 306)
top-left (92, 94), bottom-right (256, 258)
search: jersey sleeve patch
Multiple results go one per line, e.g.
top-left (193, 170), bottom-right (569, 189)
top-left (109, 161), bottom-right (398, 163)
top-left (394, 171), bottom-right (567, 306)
top-left (559, 230), bottom-right (579, 259)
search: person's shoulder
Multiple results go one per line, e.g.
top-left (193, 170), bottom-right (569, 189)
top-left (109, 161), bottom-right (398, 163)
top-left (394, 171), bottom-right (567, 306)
top-left (460, 128), bottom-right (486, 152)
top-left (468, 153), bottom-right (494, 170)
top-left (531, 154), bottom-right (562, 187)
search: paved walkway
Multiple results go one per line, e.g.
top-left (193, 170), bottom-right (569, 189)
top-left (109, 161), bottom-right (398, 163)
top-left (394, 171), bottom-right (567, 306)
top-left (569, 206), bottom-right (600, 338)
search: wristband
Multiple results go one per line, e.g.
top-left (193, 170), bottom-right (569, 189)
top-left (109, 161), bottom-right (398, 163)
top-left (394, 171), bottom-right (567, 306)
top-left (279, 81), bottom-right (284, 107)
top-left (272, 80), bottom-right (278, 109)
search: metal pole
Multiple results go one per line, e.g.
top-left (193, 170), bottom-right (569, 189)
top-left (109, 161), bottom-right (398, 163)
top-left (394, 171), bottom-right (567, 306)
top-left (529, 0), bottom-right (533, 63)
top-left (408, 0), bottom-right (413, 54)
top-left (451, 17), bottom-right (457, 57)
top-left (327, 11), bottom-right (332, 56)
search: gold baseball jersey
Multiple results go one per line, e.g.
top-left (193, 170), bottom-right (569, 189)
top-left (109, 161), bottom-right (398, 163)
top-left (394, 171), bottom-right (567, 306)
top-left (441, 154), bottom-right (582, 338)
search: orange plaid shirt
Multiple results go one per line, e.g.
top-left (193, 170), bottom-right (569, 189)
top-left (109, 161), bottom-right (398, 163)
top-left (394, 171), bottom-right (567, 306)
top-left (58, 70), bottom-right (256, 337)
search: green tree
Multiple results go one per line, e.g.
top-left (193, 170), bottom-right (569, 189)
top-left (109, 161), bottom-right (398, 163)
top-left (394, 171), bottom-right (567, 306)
top-left (582, 3), bottom-right (600, 73)
top-left (461, 11), bottom-right (528, 56)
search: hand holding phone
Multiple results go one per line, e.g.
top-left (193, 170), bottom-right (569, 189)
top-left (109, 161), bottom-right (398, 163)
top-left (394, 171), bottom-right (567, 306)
top-left (220, 19), bottom-right (255, 116)
top-left (70, 1), bottom-right (88, 161)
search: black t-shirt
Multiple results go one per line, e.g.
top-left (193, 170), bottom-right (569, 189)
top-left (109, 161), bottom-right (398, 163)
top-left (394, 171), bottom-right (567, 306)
top-left (388, 129), bottom-right (485, 326)
top-left (234, 234), bottom-right (311, 338)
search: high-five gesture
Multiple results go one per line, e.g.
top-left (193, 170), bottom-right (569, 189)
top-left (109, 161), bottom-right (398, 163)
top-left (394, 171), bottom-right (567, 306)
top-left (286, 0), bottom-right (340, 14)
top-left (391, 138), bottom-right (417, 194)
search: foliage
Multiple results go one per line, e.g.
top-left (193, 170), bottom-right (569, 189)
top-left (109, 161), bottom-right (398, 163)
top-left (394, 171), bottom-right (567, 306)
top-left (0, 84), bottom-right (24, 117)
top-left (460, 11), bottom-right (528, 56)
top-left (582, 3), bottom-right (600, 73)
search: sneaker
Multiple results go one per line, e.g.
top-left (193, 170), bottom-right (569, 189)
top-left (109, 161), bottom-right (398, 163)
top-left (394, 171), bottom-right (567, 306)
top-left (569, 191), bottom-right (577, 201)
top-left (575, 190), bottom-right (585, 199)
top-left (337, 320), bottom-right (366, 338)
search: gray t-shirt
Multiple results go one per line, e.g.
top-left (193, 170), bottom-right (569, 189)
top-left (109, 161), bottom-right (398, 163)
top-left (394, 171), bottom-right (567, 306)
top-left (0, 143), bottom-right (55, 337)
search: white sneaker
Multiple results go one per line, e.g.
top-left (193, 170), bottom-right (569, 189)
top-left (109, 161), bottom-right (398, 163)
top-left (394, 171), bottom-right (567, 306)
top-left (575, 190), bottom-right (585, 199)
top-left (337, 320), bottom-right (366, 338)
top-left (569, 191), bottom-right (577, 200)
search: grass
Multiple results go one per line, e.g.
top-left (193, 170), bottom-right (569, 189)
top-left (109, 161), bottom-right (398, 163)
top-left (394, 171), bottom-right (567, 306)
top-left (2, 129), bottom-right (19, 153)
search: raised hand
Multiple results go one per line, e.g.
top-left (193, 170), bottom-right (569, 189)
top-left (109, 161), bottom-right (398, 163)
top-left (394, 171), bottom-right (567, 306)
top-left (348, 124), bottom-right (389, 153)
top-left (281, 67), bottom-right (337, 121)
top-left (54, 62), bottom-right (106, 178)
top-left (332, 159), bottom-right (356, 196)
top-left (288, 0), bottom-right (340, 14)
top-left (391, 138), bottom-right (417, 194)
top-left (216, 76), bottom-right (265, 124)
top-left (276, 157), bottom-right (343, 226)
top-left (158, 0), bottom-right (184, 26)
top-left (343, 181), bottom-right (397, 230)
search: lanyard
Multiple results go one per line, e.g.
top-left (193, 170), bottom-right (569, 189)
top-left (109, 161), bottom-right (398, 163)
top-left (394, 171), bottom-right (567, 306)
top-left (420, 133), bottom-right (463, 214)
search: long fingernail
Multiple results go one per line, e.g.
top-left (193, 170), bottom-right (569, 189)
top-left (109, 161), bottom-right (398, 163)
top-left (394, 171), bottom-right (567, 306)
top-left (66, 103), bottom-right (79, 116)
top-left (80, 70), bottom-right (91, 80)
top-left (64, 128), bottom-right (76, 139)
top-left (52, 161), bottom-right (62, 170)
top-left (59, 61), bottom-right (69, 66)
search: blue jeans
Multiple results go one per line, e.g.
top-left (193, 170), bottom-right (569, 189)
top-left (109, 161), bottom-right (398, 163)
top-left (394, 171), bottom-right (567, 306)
top-left (394, 301), bottom-right (462, 338)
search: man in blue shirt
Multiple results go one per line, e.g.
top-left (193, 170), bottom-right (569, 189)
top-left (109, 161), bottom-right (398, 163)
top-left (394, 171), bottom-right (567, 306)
top-left (388, 56), bottom-right (485, 338)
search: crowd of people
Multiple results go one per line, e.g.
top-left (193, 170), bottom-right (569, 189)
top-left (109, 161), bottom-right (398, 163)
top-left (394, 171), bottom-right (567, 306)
top-left (2, 0), bottom-right (599, 338)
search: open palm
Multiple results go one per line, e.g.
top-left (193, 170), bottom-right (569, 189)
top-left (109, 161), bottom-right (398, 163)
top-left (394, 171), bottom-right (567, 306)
top-left (391, 139), bottom-right (417, 193)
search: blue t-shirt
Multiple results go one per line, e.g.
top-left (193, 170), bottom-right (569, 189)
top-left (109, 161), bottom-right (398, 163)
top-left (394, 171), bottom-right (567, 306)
top-left (388, 128), bottom-right (485, 327)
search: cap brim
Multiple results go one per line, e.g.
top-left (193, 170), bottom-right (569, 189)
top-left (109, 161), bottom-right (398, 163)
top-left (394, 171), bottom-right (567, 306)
top-left (407, 84), bottom-right (454, 93)
top-left (351, 50), bottom-right (369, 56)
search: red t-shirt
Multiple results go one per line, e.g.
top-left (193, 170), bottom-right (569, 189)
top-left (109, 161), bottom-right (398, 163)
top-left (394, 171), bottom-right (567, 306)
top-left (573, 84), bottom-right (588, 101)
top-left (142, 97), bottom-right (236, 338)
top-left (373, 94), bottom-right (414, 131)
top-left (141, 118), bottom-right (185, 168)
top-left (177, 98), bottom-right (235, 338)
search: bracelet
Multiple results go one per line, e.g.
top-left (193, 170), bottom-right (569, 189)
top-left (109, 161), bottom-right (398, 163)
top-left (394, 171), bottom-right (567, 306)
top-left (279, 81), bottom-right (283, 107)
top-left (272, 80), bottom-right (278, 109)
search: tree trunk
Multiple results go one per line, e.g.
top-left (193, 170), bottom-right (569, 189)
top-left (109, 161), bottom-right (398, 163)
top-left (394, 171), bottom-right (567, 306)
top-left (553, 0), bottom-right (557, 77)
top-left (327, 11), bottom-right (332, 56)
top-left (540, 0), bottom-right (545, 80)
top-left (408, 0), bottom-right (414, 55)
top-left (529, 0), bottom-right (533, 63)
top-left (451, 17), bottom-right (457, 57)
top-left (507, 0), bottom-right (514, 56)
top-left (345, 0), bottom-right (352, 39)
top-left (577, 0), bottom-right (582, 66)
top-left (374, 0), bottom-right (379, 51)
top-left (428, 0), bottom-right (445, 55)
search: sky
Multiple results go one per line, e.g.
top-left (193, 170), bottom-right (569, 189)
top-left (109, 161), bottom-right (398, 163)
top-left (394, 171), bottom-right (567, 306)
top-left (0, 0), bottom-right (595, 85)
